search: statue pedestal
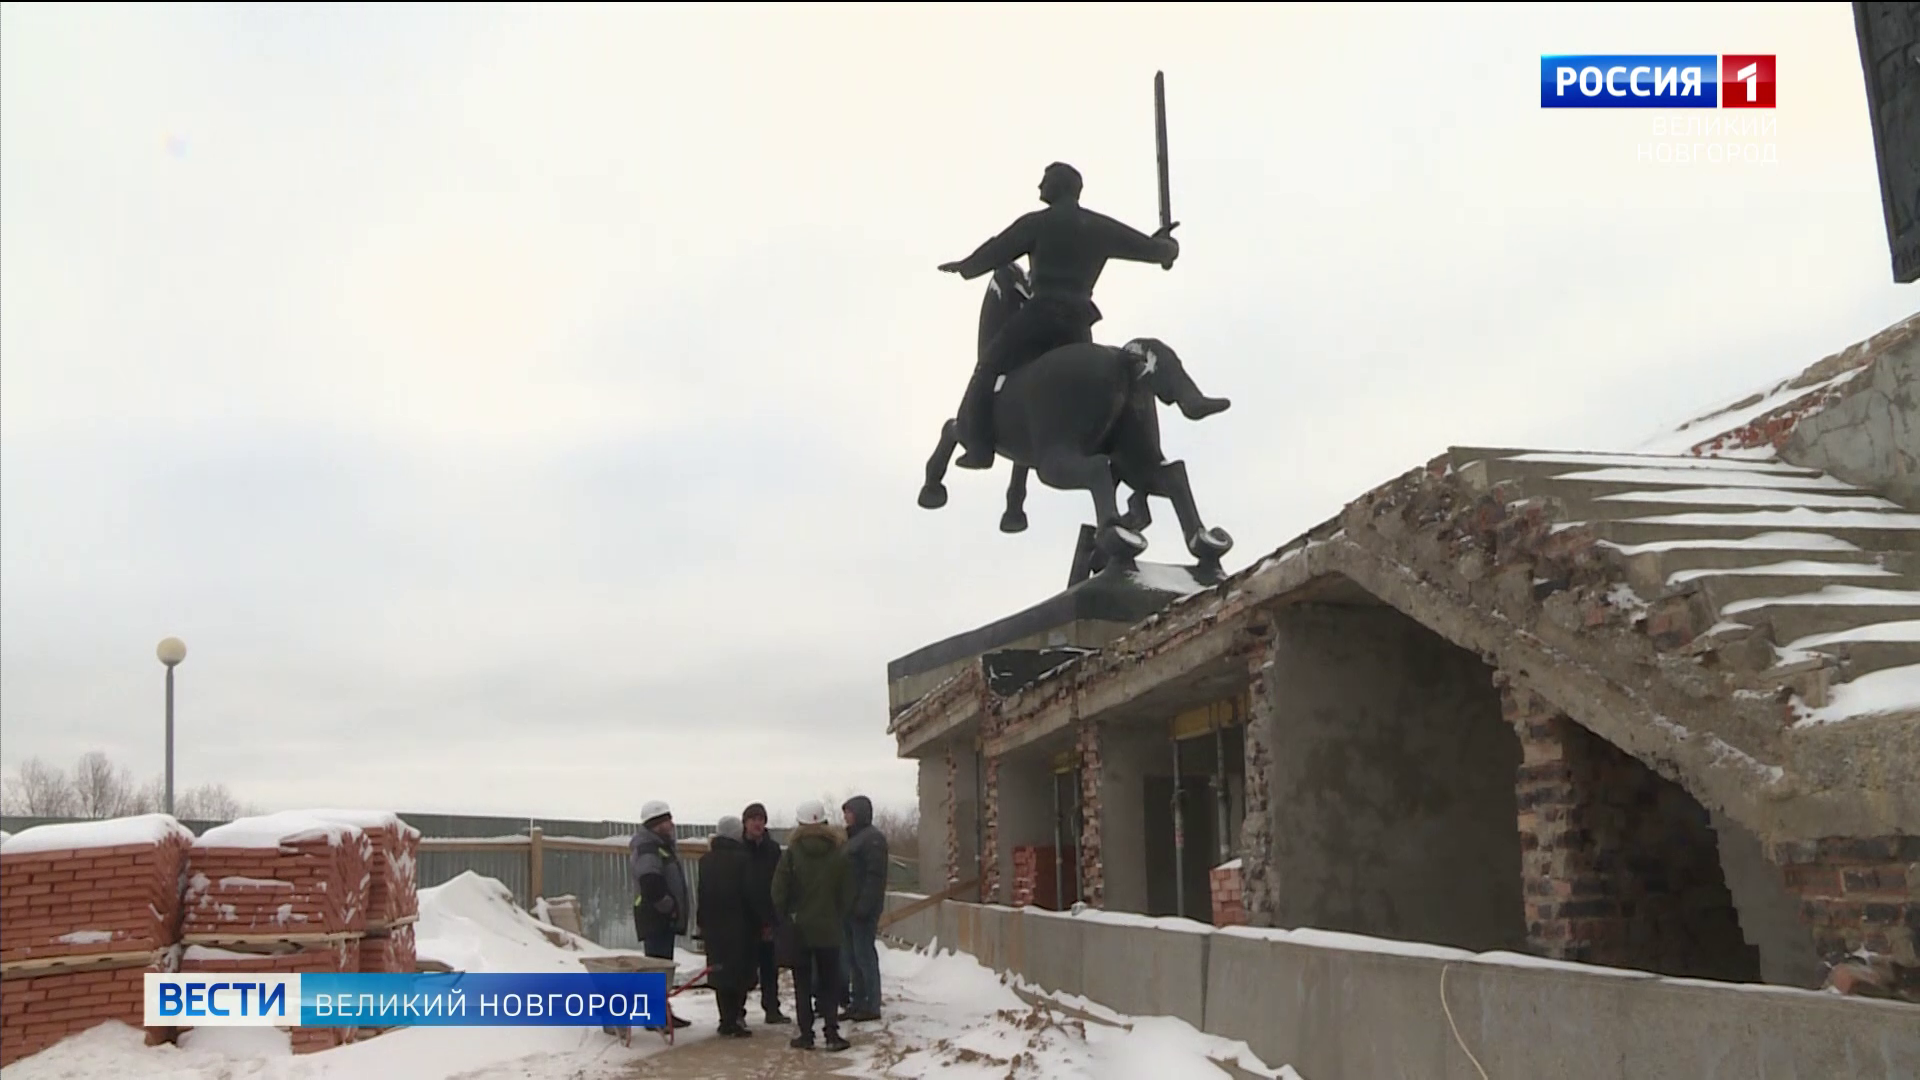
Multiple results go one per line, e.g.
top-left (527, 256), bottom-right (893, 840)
top-left (887, 560), bottom-right (1224, 718)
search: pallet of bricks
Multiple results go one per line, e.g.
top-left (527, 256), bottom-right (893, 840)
top-left (178, 809), bottom-right (418, 1053)
top-left (0, 815), bottom-right (194, 1067)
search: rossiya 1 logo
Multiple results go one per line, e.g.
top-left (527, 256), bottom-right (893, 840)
top-left (1539, 55), bottom-right (1775, 108)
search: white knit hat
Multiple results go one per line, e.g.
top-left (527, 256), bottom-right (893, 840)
top-left (641, 800), bottom-right (672, 825)
top-left (796, 799), bottom-right (826, 825)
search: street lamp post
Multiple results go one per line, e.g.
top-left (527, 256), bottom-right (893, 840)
top-left (156, 637), bottom-right (187, 816)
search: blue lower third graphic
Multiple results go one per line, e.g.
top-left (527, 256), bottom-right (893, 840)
top-left (300, 972), bottom-right (670, 1027)
top-left (1540, 54), bottom-right (1718, 108)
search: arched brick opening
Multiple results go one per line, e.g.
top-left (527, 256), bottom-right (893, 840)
top-left (1500, 682), bottom-right (1765, 983)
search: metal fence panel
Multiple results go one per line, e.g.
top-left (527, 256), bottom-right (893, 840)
top-left (1, 812), bottom-right (802, 952)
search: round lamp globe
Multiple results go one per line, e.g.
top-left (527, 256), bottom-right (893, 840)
top-left (156, 637), bottom-right (188, 667)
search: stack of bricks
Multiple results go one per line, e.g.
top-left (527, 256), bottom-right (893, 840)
top-left (313, 811), bottom-right (420, 975)
top-left (359, 922), bottom-right (417, 976)
top-left (177, 941), bottom-right (361, 1054)
top-left (1009, 845), bottom-right (1075, 910)
top-left (0, 815), bottom-right (195, 1067)
top-left (1210, 860), bottom-right (1246, 927)
top-left (181, 812), bottom-right (376, 1054)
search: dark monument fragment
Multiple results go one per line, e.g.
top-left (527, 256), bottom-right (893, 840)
top-left (1853, 2), bottom-right (1920, 282)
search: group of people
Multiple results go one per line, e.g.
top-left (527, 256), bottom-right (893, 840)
top-left (627, 794), bottom-right (891, 1051)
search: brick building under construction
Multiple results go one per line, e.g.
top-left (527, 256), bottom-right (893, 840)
top-left (887, 312), bottom-right (1920, 1000)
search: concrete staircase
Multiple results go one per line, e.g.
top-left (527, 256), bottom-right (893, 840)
top-left (1450, 447), bottom-right (1920, 724)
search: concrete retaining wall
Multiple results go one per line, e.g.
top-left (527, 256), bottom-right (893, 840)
top-left (880, 892), bottom-right (937, 950)
top-left (887, 892), bottom-right (1920, 1079)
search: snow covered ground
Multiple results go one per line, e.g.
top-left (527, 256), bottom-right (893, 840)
top-left (0, 871), bottom-right (1299, 1079)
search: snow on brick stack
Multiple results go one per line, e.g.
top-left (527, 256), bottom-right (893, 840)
top-left (184, 812), bottom-right (371, 941)
top-left (0, 815), bottom-right (193, 1067)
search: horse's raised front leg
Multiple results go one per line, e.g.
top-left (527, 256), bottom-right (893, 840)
top-left (1001, 465), bottom-right (1030, 533)
top-left (918, 419), bottom-right (961, 509)
top-left (1132, 458), bottom-right (1232, 571)
top-left (1035, 450), bottom-right (1147, 568)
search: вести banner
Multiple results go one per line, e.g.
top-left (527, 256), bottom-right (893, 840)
top-left (145, 972), bottom-right (670, 1028)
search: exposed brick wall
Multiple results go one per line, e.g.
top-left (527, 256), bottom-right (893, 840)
top-left (982, 754), bottom-right (1000, 904)
top-left (1211, 861), bottom-right (1247, 926)
top-left (1771, 836), bottom-right (1920, 1001)
top-left (1011, 844), bottom-right (1075, 910)
top-left (944, 746), bottom-right (960, 886)
top-left (1076, 718), bottom-right (1104, 908)
top-left (1238, 651), bottom-right (1277, 926)
top-left (1503, 681), bottom-right (1759, 982)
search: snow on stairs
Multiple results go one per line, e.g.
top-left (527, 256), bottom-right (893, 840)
top-left (1451, 447), bottom-right (1920, 720)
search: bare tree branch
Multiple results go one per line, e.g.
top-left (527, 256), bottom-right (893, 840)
top-left (2, 758), bottom-right (80, 817)
top-left (175, 783), bottom-right (255, 821)
top-left (70, 751), bottom-right (145, 819)
top-left (0, 753), bottom-right (256, 822)
top-left (873, 804), bottom-right (920, 861)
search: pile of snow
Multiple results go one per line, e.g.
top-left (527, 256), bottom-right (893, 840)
top-left (870, 946), bottom-right (1301, 1080)
top-left (416, 871), bottom-right (620, 973)
top-left (0, 813), bottom-right (193, 854)
top-left (1797, 663), bottom-right (1920, 727)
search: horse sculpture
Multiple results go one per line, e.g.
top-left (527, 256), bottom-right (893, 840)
top-left (917, 263), bottom-right (1234, 578)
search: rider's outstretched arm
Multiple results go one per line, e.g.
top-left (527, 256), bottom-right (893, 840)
top-left (943, 212), bottom-right (1041, 279)
top-left (1088, 210), bottom-right (1177, 265)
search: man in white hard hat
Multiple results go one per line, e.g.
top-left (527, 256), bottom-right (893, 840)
top-left (771, 799), bottom-right (854, 1052)
top-left (630, 799), bottom-right (692, 1030)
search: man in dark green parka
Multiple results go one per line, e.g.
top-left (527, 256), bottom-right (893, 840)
top-left (771, 799), bottom-right (853, 1052)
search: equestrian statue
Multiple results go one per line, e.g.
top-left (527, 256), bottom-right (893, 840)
top-left (918, 140), bottom-right (1237, 585)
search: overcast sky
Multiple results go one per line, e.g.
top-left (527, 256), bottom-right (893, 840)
top-left (2, 2), bottom-right (1914, 825)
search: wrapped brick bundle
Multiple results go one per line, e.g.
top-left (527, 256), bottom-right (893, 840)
top-left (0, 815), bottom-right (194, 964)
top-left (175, 942), bottom-right (358, 1056)
top-left (178, 939), bottom-right (359, 976)
top-left (0, 958), bottom-right (176, 1067)
top-left (184, 812), bottom-right (371, 939)
top-left (358, 922), bottom-right (416, 975)
top-left (302, 810), bottom-right (420, 925)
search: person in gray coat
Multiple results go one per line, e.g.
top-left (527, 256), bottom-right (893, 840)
top-left (630, 799), bottom-right (691, 1030)
top-left (838, 795), bottom-right (889, 1021)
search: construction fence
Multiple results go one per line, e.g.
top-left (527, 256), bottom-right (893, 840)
top-left (1, 812), bottom-right (918, 951)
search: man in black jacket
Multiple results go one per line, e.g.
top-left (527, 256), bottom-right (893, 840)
top-left (697, 815), bottom-right (774, 1037)
top-left (742, 802), bottom-right (790, 1024)
top-left (838, 795), bottom-right (889, 1022)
